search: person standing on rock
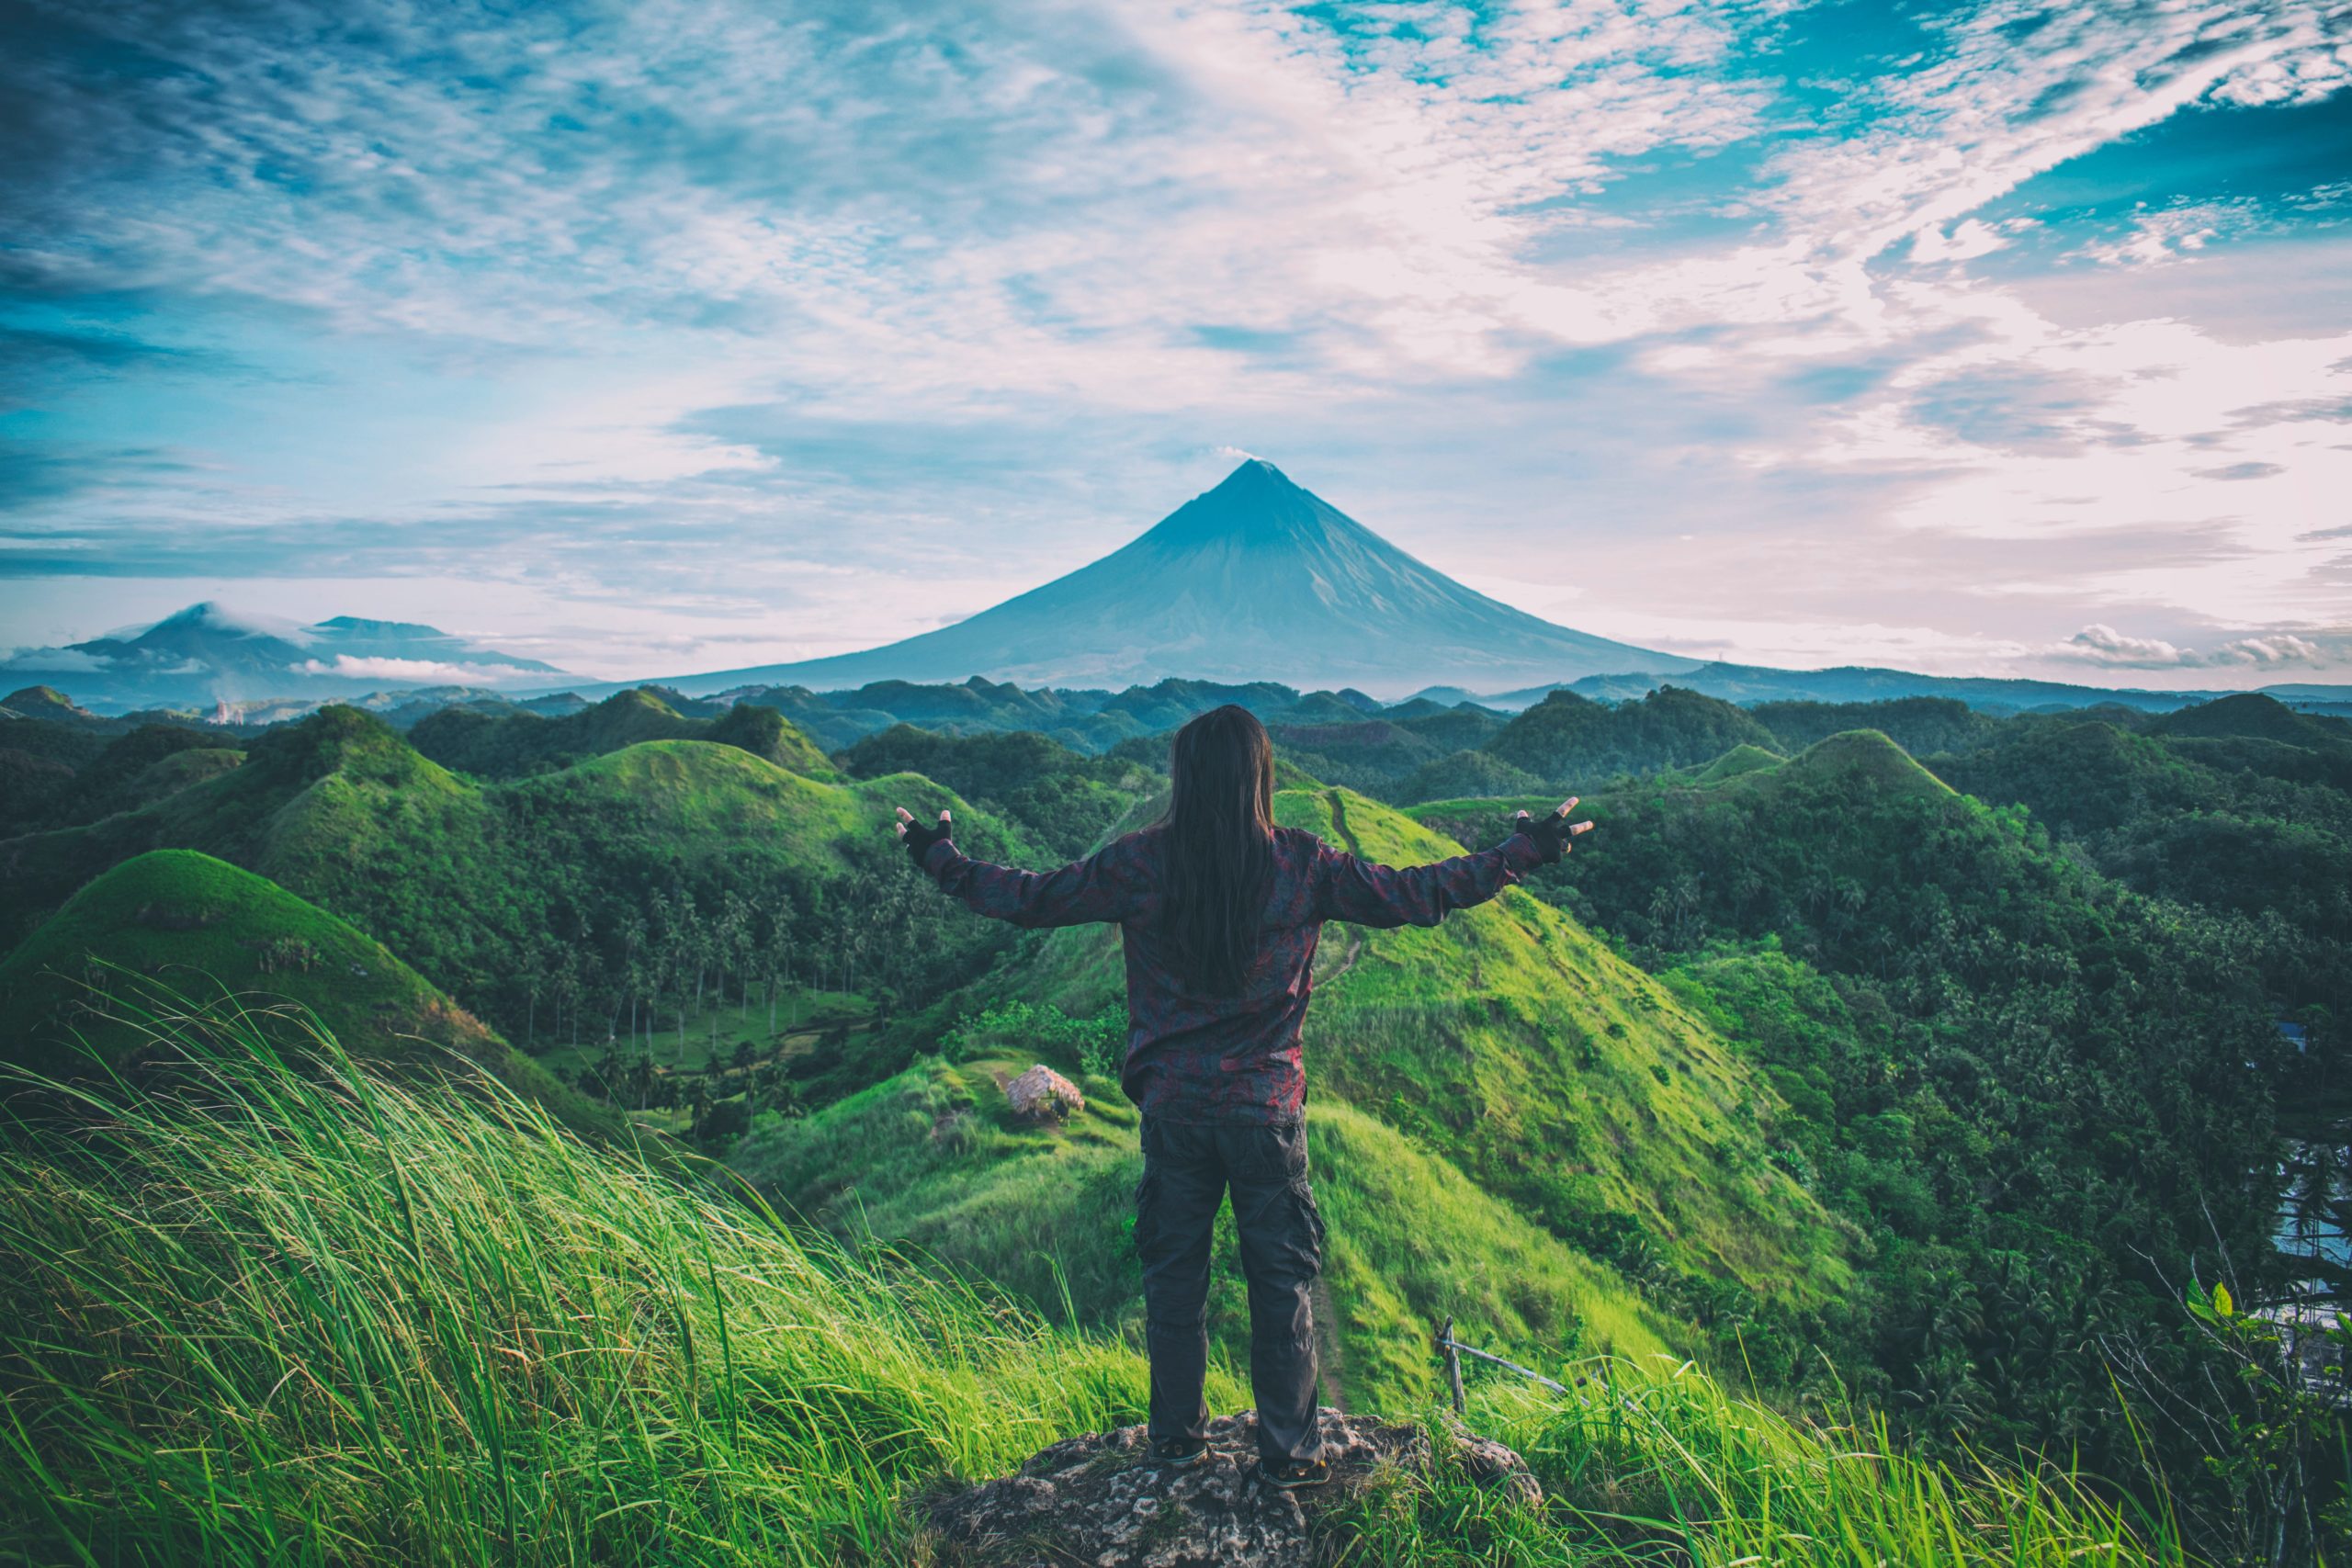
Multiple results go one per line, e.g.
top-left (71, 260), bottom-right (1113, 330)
top-left (892, 703), bottom-right (1589, 1488)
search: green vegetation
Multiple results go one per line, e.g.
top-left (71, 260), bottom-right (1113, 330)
top-left (1935, 701), bottom-right (2352, 1025)
top-left (0, 994), bottom-right (1189, 1565)
top-left (0, 994), bottom-right (2204, 1567)
top-left (0, 719), bottom-right (222, 834)
top-left (1485, 686), bottom-right (1781, 784)
top-left (408, 686), bottom-right (836, 779)
top-left (1389, 1367), bottom-right (2193, 1568)
top-left (877, 784), bottom-right (1861, 1394)
top-left (0, 848), bottom-right (490, 1065)
top-left (0, 709), bottom-right (1084, 1105)
top-left (0, 848), bottom-right (620, 1139)
top-left (834, 724), bottom-right (1156, 857)
top-left (1393, 745), bottom-right (1548, 806)
top-left (1749, 694), bottom-right (2001, 758)
top-left (733, 1051), bottom-right (1689, 1410)
top-left (6, 680), bottom-right (2346, 1561)
top-left (1682, 741), bottom-right (1783, 785)
top-left (1266, 717), bottom-right (1445, 793)
top-left (1411, 728), bottom-right (2299, 1530)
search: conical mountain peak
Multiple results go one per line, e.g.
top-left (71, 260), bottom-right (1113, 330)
top-left (1141, 457), bottom-right (1340, 550)
top-left (1209, 457), bottom-right (1297, 495)
top-left (650, 461), bottom-right (1693, 695)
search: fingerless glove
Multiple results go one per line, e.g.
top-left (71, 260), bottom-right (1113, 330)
top-left (900, 814), bottom-right (955, 873)
top-left (1506, 808), bottom-right (1575, 865)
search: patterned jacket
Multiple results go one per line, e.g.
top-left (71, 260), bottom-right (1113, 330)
top-left (921, 824), bottom-right (1543, 1123)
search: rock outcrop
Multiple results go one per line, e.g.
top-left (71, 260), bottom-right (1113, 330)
top-left (1004, 1063), bottom-right (1084, 1122)
top-left (923, 1408), bottom-right (1539, 1566)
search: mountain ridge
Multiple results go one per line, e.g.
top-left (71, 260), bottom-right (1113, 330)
top-left (1, 603), bottom-right (565, 712)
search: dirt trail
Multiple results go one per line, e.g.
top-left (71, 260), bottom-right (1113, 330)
top-left (1312, 1278), bottom-right (1348, 1411)
top-left (1314, 789), bottom-right (1369, 991)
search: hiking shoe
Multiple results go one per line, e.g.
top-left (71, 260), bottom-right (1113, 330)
top-left (1151, 1437), bottom-right (1209, 1468)
top-left (1261, 1456), bottom-right (1329, 1490)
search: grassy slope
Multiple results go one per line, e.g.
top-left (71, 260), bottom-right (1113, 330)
top-left (2, 714), bottom-right (1047, 974)
top-left (1686, 742), bottom-right (1784, 785)
top-left (0, 712), bottom-right (1056, 1124)
top-left (407, 686), bottom-right (840, 779)
top-left (0, 848), bottom-right (620, 1138)
top-left (1280, 787), bottom-right (1852, 1306)
top-left (974, 786), bottom-right (1850, 1308)
top-left (733, 1053), bottom-right (1687, 1411)
top-left (0, 705), bottom-right (478, 948)
top-left (0, 1002), bottom-right (2188, 1566)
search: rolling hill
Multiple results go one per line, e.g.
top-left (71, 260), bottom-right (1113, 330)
top-left (790, 783), bottom-right (1860, 1353)
top-left (732, 1054), bottom-right (1692, 1411)
top-left (0, 705), bottom-right (1079, 1096)
top-left (0, 849), bottom-right (620, 1137)
top-left (641, 460), bottom-right (1691, 696)
top-left (408, 686), bottom-right (836, 778)
top-left (1410, 727), bottom-right (2290, 1461)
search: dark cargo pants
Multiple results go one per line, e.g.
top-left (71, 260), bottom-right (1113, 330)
top-left (1134, 1114), bottom-right (1327, 1465)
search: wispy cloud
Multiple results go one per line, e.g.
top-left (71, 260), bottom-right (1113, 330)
top-left (1, 0), bottom-right (2347, 683)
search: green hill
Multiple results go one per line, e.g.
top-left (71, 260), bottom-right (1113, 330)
top-left (1933, 717), bottom-right (2201, 837)
top-left (1, 684), bottom-right (111, 726)
top-left (0, 1003), bottom-right (2184, 1565)
top-left (2149, 691), bottom-right (2352, 748)
top-left (1748, 695), bottom-right (1998, 759)
top-left (1392, 747), bottom-right (1547, 805)
top-left (850, 784), bottom-right (1857, 1383)
top-left (835, 724), bottom-right (1156, 857)
top-left (1684, 742), bottom-right (1784, 785)
top-left (40, 722), bottom-right (236, 829)
top-left (1934, 709), bottom-right (2352, 1020)
top-left (0, 850), bottom-right (616, 1138)
top-left (0, 707), bottom-right (1081, 1100)
top-left (1485, 685), bottom-right (1781, 784)
top-left (734, 1053), bottom-right (1690, 1410)
top-left (1387, 700), bottom-right (1508, 751)
top-left (1413, 726), bottom-right (2288, 1474)
top-left (408, 686), bottom-right (836, 779)
top-left (1268, 717), bottom-right (1445, 792)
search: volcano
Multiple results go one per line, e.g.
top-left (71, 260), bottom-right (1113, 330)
top-left (669, 460), bottom-right (1690, 696)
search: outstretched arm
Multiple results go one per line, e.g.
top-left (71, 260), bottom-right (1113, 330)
top-left (1315, 796), bottom-right (1590, 929)
top-left (893, 805), bottom-right (1143, 929)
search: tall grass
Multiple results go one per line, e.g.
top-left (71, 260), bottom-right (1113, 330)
top-left (0, 997), bottom-right (1158, 1565)
top-left (1323, 1363), bottom-right (2192, 1566)
top-left (4, 988), bottom-right (2199, 1566)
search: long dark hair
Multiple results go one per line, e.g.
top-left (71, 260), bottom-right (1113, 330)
top-left (1158, 705), bottom-right (1276, 994)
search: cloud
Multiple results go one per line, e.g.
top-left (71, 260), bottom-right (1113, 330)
top-left (2074, 198), bottom-right (2267, 267)
top-left (0, 646), bottom-right (117, 673)
top-left (1910, 218), bottom-right (2034, 265)
top-left (2, 0), bottom-right (2350, 686)
top-left (2055, 623), bottom-right (2330, 669)
top-left (292, 655), bottom-right (543, 683)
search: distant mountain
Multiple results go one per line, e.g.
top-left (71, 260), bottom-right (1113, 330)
top-left (0, 603), bottom-right (564, 713)
top-left (644, 460), bottom-right (1695, 698)
top-left (1450, 661), bottom-right (2332, 716)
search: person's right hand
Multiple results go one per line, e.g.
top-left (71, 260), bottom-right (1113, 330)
top-left (1509, 796), bottom-right (1592, 865)
top-left (894, 805), bottom-right (955, 871)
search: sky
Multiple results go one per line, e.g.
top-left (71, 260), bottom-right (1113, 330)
top-left (2, 0), bottom-right (2349, 688)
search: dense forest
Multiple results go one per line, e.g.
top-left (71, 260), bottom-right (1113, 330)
top-left (3, 675), bottom-right (2346, 1561)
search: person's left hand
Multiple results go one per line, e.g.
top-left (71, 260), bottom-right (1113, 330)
top-left (1509, 796), bottom-right (1593, 865)
top-left (894, 805), bottom-right (955, 870)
